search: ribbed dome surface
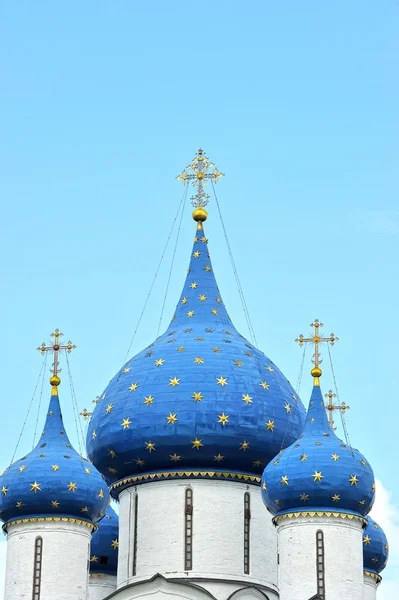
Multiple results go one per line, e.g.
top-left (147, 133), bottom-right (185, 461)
top-left (261, 383), bottom-right (375, 516)
top-left (0, 391), bottom-right (110, 524)
top-left (87, 221), bottom-right (306, 488)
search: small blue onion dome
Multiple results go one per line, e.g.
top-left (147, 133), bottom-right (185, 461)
top-left (363, 516), bottom-right (389, 575)
top-left (0, 385), bottom-right (110, 525)
top-left (261, 380), bottom-right (375, 516)
top-left (87, 215), bottom-right (306, 488)
top-left (90, 506), bottom-right (119, 575)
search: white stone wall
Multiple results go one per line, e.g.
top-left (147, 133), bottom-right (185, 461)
top-left (277, 514), bottom-right (364, 600)
top-left (363, 572), bottom-right (378, 600)
top-left (116, 479), bottom-right (277, 596)
top-left (88, 574), bottom-right (117, 600)
top-left (4, 519), bottom-right (92, 600)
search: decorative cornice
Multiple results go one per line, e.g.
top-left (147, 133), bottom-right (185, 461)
top-left (110, 469), bottom-right (261, 495)
top-left (3, 516), bottom-right (97, 533)
top-left (364, 570), bottom-right (382, 583)
top-left (273, 510), bottom-right (367, 526)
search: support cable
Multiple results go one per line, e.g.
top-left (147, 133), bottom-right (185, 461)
top-left (65, 353), bottom-right (86, 457)
top-left (120, 186), bottom-right (188, 368)
top-left (156, 187), bottom-right (187, 337)
top-left (211, 181), bottom-right (258, 347)
top-left (10, 355), bottom-right (46, 466)
top-left (296, 344), bottom-right (307, 394)
top-left (32, 352), bottom-right (48, 448)
top-left (327, 344), bottom-right (353, 453)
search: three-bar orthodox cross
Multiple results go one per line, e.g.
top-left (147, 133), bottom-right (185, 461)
top-left (295, 319), bottom-right (338, 385)
top-left (324, 389), bottom-right (350, 430)
top-left (37, 328), bottom-right (76, 392)
top-left (176, 148), bottom-right (224, 209)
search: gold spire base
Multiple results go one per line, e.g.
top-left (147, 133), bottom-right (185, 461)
top-left (192, 207), bottom-right (208, 223)
top-left (50, 375), bottom-right (61, 395)
top-left (311, 367), bottom-right (322, 386)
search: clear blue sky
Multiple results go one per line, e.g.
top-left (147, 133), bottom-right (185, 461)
top-left (1, 0), bottom-right (398, 591)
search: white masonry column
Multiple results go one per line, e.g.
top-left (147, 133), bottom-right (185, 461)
top-left (363, 571), bottom-right (380, 600)
top-left (88, 574), bottom-right (117, 600)
top-left (4, 518), bottom-right (93, 600)
top-left (275, 512), bottom-right (365, 600)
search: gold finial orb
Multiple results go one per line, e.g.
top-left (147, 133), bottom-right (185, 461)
top-left (50, 375), bottom-right (61, 387)
top-left (192, 207), bottom-right (208, 222)
top-left (311, 367), bottom-right (322, 378)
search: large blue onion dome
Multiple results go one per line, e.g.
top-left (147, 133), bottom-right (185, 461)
top-left (90, 506), bottom-right (119, 575)
top-left (0, 380), bottom-right (110, 525)
top-left (261, 373), bottom-right (375, 517)
top-left (87, 209), bottom-right (306, 490)
top-left (363, 516), bottom-right (389, 575)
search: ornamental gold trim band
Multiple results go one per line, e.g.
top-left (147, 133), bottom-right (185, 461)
top-left (273, 511), bottom-right (367, 525)
top-left (3, 516), bottom-right (97, 533)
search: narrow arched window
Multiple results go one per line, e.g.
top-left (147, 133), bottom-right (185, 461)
top-left (244, 492), bottom-right (251, 574)
top-left (184, 487), bottom-right (193, 570)
top-left (316, 530), bottom-right (325, 598)
top-left (132, 493), bottom-right (138, 576)
top-left (32, 536), bottom-right (43, 600)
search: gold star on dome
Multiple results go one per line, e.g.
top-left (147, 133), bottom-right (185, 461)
top-left (123, 367), bottom-right (131, 374)
top-left (109, 449), bottom-right (116, 458)
top-left (177, 346), bottom-right (185, 352)
top-left (121, 418), bottom-right (132, 429)
top-left (90, 556), bottom-right (98, 563)
top-left (111, 539), bottom-right (119, 550)
top-left (359, 499), bottom-right (366, 506)
top-left (129, 383), bottom-right (139, 392)
top-left (181, 297), bottom-right (188, 304)
top-left (301, 493), bottom-right (309, 502)
top-left (371, 557), bottom-right (378, 563)
top-left (216, 297), bottom-right (222, 303)
top-left (332, 494), bottom-right (340, 502)
top-left (385, 543), bottom-right (389, 552)
top-left (192, 437), bottom-right (203, 449)
top-left (205, 328), bottom-right (214, 333)
top-left (300, 454), bottom-right (308, 461)
top-left (242, 394), bottom-right (253, 405)
top-left (260, 381), bottom-right (270, 390)
top-left (81, 506), bottom-right (89, 512)
top-left (218, 412), bottom-right (229, 425)
top-left (216, 376), bottom-right (228, 386)
top-left (361, 459), bottom-right (367, 466)
top-left (98, 489), bottom-right (104, 498)
top-left (331, 454), bottom-right (340, 461)
top-left (349, 475), bottom-right (359, 486)
top-left (19, 465), bottom-right (27, 472)
top-left (281, 475), bottom-right (289, 485)
top-left (30, 482), bottom-right (41, 493)
top-left (292, 393), bottom-right (298, 403)
top-left (194, 236), bottom-right (198, 242)
top-left (274, 458), bottom-right (280, 465)
top-left (144, 395), bottom-right (154, 406)
top-left (102, 393), bottom-right (107, 400)
top-left (145, 441), bottom-right (156, 453)
top-left (170, 453), bottom-right (181, 462)
top-left (266, 365), bottom-right (274, 372)
top-left (214, 453), bottom-right (224, 462)
top-left (146, 350), bottom-right (154, 357)
top-left (266, 420), bottom-right (275, 431)
top-left (135, 458), bottom-right (145, 466)
top-left (92, 430), bottom-right (97, 439)
top-left (16, 501), bottom-right (24, 510)
top-left (192, 392), bottom-right (203, 402)
top-left (106, 404), bottom-right (113, 414)
top-left (234, 360), bottom-right (243, 367)
top-left (284, 402), bottom-right (292, 413)
top-left (204, 265), bottom-right (211, 272)
top-left (193, 251), bottom-right (200, 258)
top-left (201, 236), bottom-right (208, 243)
top-left (212, 347), bottom-right (221, 353)
top-left (194, 357), bottom-right (204, 365)
top-left (1, 486), bottom-right (8, 496)
top-left (155, 358), bottom-right (165, 367)
top-left (372, 482), bottom-right (376, 492)
top-left (211, 308), bottom-right (218, 315)
top-left (313, 471), bottom-right (324, 482)
top-left (184, 328), bottom-right (193, 333)
top-left (240, 440), bottom-right (250, 451)
top-left (166, 413), bottom-right (178, 424)
top-left (199, 295), bottom-right (207, 301)
top-left (190, 282), bottom-right (198, 289)
top-left (169, 377), bottom-right (180, 387)
top-left (310, 418), bottom-right (315, 422)
top-left (195, 337), bottom-right (204, 342)
top-left (52, 465), bottom-right (60, 472)
top-left (187, 311), bottom-right (195, 317)
top-left (51, 500), bottom-right (59, 508)
top-left (363, 535), bottom-right (372, 545)
top-left (275, 499), bottom-right (281, 506)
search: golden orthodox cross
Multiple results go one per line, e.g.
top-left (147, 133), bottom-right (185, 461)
top-left (80, 408), bottom-right (93, 421)
top-left (37, 329), bottom-right (76, 391)
top-left (324, 389), bottom-right (350, 430)
top-left (176, 148), bottom-right (224, 209)
top-left (295, 319), bottom-right (338, 385)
